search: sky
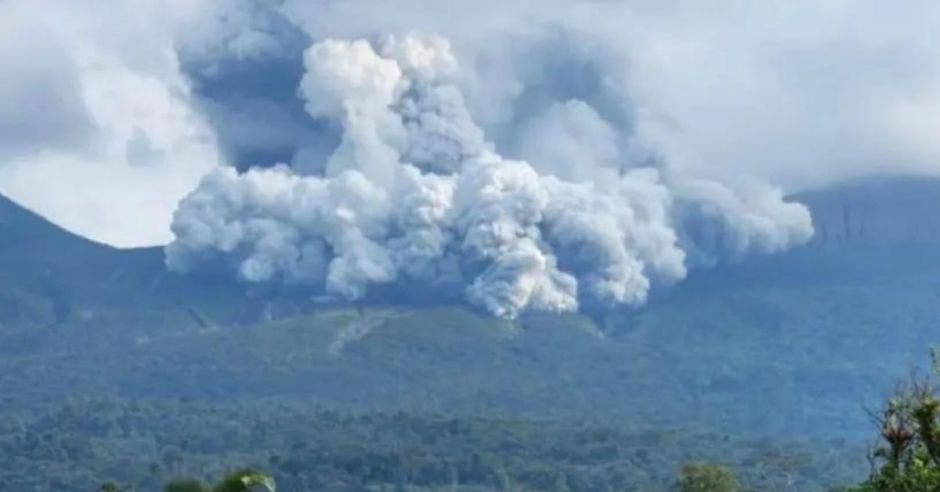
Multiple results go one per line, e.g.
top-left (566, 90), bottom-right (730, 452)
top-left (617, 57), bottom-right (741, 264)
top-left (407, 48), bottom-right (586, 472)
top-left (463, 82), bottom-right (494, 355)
top-left (1, 0), bottom-right (938, 315)
top-left (2, 0), bottom-right (938, 247)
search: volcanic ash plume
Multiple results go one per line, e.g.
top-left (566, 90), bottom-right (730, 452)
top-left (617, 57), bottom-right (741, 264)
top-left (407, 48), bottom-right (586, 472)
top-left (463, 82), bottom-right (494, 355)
top-left (165, 35), bottom-right (813, 318)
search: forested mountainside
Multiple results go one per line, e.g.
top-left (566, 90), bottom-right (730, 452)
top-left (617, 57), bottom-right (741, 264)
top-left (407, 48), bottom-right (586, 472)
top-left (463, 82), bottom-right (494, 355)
top-left (2, 176), bottom-right (940, 489)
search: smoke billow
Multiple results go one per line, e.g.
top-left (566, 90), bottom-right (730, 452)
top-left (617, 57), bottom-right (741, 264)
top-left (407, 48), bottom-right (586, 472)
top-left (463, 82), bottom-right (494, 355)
top-left (165, 35), bottom-right (812, 318)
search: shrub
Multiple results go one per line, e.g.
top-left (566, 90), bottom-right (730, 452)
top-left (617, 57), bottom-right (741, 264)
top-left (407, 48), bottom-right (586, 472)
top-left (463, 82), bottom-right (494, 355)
top-left (677, 462), bottom-right (740, 492)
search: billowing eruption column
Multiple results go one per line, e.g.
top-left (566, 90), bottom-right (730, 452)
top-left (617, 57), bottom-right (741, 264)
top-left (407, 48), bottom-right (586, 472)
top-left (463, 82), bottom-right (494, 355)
top-left (165, 35), bottom-right (813, 318)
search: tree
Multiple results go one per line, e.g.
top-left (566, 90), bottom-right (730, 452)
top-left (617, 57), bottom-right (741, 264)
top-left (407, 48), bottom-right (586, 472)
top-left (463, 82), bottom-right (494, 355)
top-left (211, 469), bottom-right (276, 492)
top-left (163, 470), bottom-right (275, 492)
top-left (677, 462), bottom-right (740, 492)
top-left (165, 479), bottom-right (209, 492)
top-left (849, 350), bottom-right (940, 491)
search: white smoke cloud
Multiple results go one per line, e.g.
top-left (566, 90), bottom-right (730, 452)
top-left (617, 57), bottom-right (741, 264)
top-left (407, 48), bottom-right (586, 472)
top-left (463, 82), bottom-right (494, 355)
top-left (176, 0), bottom-right (298, 75)
top-left (4, 1), bottom-right (937, 251)
top-left (516, 101), bottom-right (622, 184)
top-left (166, 35), bottom-right (813, 318)
top-left (277, 1), bottom-right (940, 189)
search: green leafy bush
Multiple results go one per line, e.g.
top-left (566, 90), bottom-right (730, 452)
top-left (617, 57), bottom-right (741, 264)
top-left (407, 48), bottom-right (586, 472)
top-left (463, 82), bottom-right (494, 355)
top-left (677, 462), bottom-right (740, 492)
top-left (849, 350), bottom-right (940, 491)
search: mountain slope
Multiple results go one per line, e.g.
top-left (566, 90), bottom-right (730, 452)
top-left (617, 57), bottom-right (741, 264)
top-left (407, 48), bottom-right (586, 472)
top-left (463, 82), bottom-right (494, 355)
top-left (2, 176), bottom-right (940, 435)
top-left (4, 176), bottom-right (940, 490)
top-left (0, 194), bottom-right (251, 354)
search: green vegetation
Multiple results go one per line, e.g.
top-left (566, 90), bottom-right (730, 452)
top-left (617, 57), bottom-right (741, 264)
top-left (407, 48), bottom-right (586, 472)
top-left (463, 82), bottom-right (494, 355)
top-left (1, 398), bottom-right (854, 490)
top-left (82, 350), bottom-right (940, 492)
top-left (104, 470), bottom-right (275, 492)
top-left (164, 470), bottom-right (275, 492)
top-left (845, 351), bottom-right (940, 491)
top-left (164, 479), bottom-right (210, 492)
top-left (677, 462), bottom-right (740, 492)
top-left (4, 181), bottom-right (940, 490)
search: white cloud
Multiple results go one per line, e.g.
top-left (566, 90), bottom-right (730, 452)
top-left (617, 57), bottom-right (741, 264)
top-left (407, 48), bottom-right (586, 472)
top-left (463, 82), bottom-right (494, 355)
top-left (3, 0), bottom-right (933, 266)
top-left (280, 0), bottom-right (940, 189)
top-left (0, 0), bottom-right (222, 247)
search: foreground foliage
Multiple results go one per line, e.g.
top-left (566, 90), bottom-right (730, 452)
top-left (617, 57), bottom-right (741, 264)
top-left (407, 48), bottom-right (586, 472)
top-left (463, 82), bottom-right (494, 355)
top-left (166, 470), bottom-right (275, 492)
top-left (105, 470), bottom-right (275, 492)
top-left (677, 462), bottom-right (740, 492)
top-left (847, 351), bottom-right (940, 491)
